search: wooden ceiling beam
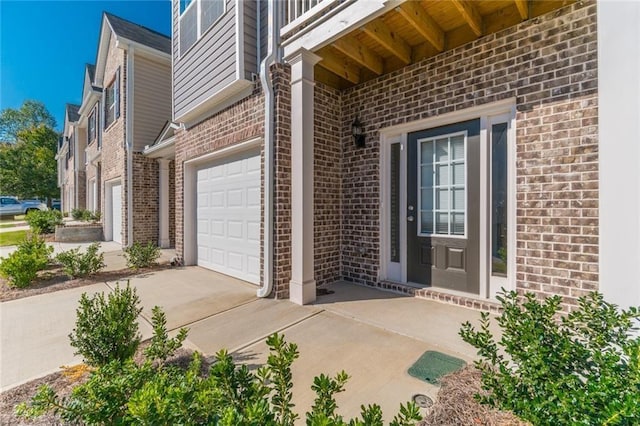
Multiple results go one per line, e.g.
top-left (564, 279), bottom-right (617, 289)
top-left (396, 2), bottom-right (444, 52)
top-left (514, 0), bottom-right (529, 20)
top-left (317, 48), bottom-right (360, 84)
top-left (362, 18), bottom-right (412, 65)
top-left (332, 37), bottom-right (384, 75)
top-left (452, 0), bottom-right (483, 37)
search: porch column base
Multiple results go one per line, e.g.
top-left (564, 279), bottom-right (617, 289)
top-left (289, 278), bottom-right (317, 305)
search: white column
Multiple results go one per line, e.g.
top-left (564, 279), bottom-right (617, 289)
top-left (158, 159), bottom-right (170, 248)
top-left (598, 0), bottom-right (640, 308)
top-left (288, 48), bottom-right (321, 305)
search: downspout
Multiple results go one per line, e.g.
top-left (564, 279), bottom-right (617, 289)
top-left (125, 45), bottom-right (134, 247)
top-left (257, 0), bottom-right (279, 298)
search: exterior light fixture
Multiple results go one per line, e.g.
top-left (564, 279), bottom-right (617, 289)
top-left (352, 117), bottom-right (365, 148)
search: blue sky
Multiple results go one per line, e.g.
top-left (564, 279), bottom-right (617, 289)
top-left (0, 0), bottom-right (172, 131)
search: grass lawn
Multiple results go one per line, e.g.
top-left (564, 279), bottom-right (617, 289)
top-left (0, 230), bottom-right (27, 246)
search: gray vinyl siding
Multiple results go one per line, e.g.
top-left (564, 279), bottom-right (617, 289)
top-left (244, 0), bottom-right (258, 80)
top-left (173, 0), bottom-right (238, 119)
top-left (260, 0), bottom-right (267, 63)
top-left (133, 55), bottom-right (172, 152)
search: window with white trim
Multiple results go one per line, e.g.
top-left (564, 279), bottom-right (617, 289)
top-left (104, 69), bottom-right (120, 129)
top-left (88, 108), bottom-right (96, 143)
top-left (179, 0), bottom-right (226, 55)
top-left (419, 133), bottom-right (466, 236)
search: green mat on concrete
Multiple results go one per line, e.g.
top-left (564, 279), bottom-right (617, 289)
top-left (408, 351), bottom-right (466, 385)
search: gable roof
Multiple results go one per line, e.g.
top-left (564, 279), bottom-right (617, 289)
top-left (104, 12), bottom-right (171, 54)
top-left (66, 104), bottom-right (81, 123)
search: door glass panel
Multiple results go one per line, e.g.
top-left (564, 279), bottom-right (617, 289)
top-left (452, 163), bottom-right (464, 185)
top-left (435, 139), bottom-right (449, 162)
top-left (421, 142), bottom-right (433, 163)
top-left (435, 164), bottom-right (449, 185)
top-left (419, 133), bottom-right (466, 237)
top-left (435, 212), bottom-right (448, 234)
top-left (452, 188), bottom-right (465, 209)
top-left (436, 188), bottom-right (448, 209)
top-left (491, 122), bottom-right (508, 276)
top-left (421, 212), bottom-right (433, 234)
top-left (421, 165), bottom-right (433, 186)
top-left (390, 143), bottom-right (400, 262)
top-left (421, 189), bottom-right (433, 210)
top-left (451, 213), bottom-right (465, 235)
top-left (451, 136), bottom-right (465, 160)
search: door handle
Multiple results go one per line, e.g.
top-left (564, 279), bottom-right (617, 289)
top-left (407, 215), bottom-right (415, 222)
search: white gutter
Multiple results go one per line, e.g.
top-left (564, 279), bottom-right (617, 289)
top-left (257, 0), bottom-right (279, 298)
top-left (126, 45), bottom-right (135, 247)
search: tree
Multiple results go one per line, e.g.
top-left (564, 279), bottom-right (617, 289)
top-left (0, 125), bottom-right (59, 201)
top-left (0, 100), bottom-right (57, 142)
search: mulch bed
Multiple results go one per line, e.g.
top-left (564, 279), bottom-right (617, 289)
top-left (420, 365), bottom-right (529, 426)
top-left (0, 263), bottom-right (172, 302)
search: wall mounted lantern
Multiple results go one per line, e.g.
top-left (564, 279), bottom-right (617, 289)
top-left (352, 117), bottom-right (365, 148)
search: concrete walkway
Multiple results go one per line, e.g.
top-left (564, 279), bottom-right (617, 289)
top-left (0, 267), bottom-right (487, 422)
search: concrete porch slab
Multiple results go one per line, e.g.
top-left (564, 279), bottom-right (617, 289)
top-left (185, 298), bottom-right (320, 356)
top-left (119, 267), bottom-right (257, 330)
top-left (313, 282), bottom-right (490, 360)
top-left (233, 311), bottom-right (440, 423)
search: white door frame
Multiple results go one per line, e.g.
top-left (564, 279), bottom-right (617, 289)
top-left (104, 179), bottom-right (121, 243)
top-left (379, 99), bottom-right (517, 300)
top-left (183, 137), bottom-right (261, 266)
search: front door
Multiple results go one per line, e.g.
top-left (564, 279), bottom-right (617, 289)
top-left (407, 119), bottom-right (480, 294)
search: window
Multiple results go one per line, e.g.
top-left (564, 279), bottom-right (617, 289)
top-left (104, 69), bottom-right (120, 129)
top-left (491, 122), bottom-right (509, 276)
top-left (88, 108), bottom-right (96, 143)
top-left (419, 133), bottom-right (466, 236)
top-left (179, 0), bottom-right (225, 55)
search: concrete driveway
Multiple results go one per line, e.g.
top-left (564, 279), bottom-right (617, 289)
top-left (1, 266), bottom-right (485, 422)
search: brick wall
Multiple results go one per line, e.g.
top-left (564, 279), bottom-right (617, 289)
top-left (272, 64), bottom-right (292, 298)
top-left (338, 1), bottom-right (598, 310)
top-left (314, 83), bottom-right (342, 288)
top-left (131, 154), bottom-right (159, 244)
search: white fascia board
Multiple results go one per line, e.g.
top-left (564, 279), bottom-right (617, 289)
top-left (175, 79), bottom-right (253, 126)
top-left (282, 0), bottom-right (403, 59)
top-left (116, 37), bottom-right (171, 62)
top-left (143, 137), bottom-right (175, 158)
top-left (94, 19), bottom-right (112, 85)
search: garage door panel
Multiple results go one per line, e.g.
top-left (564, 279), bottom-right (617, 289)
top-left (196, 148), bottom-right (261, 285)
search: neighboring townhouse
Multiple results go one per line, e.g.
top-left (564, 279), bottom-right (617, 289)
top-left (170, 0), bottom-right (639, 311)
top-left (56, 104), bottom-right (86, 213)
top-left (86, 12), bottom-right (173, 246)
top-left (79, 64), bottom-right (103, 214)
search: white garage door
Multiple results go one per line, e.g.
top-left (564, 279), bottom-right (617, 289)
top-left (196, 149), bottom-right (261, 284)
top-left (111, 184), bottom-right (122, 244)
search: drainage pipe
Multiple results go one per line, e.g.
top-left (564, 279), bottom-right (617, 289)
top-left (125, 45), bottom-right (134, 247)
top-left (257, 0), bottom-right (279, 298)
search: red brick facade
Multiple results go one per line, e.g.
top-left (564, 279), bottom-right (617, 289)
top-left (173, 2), bottom-right (598, 309)
top-left (337, 1), bottom-right (598, 310)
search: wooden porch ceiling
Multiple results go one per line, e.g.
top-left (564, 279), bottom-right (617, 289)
top-left (315, 0), bottom-right (575, 89)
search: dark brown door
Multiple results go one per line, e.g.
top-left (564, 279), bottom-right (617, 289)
top-left (407, 119), bottom-right (480, 294)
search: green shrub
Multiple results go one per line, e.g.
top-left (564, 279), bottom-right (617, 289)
top-left (70, 208), bottom-right (84, 220)
top-left (460, 291), bottom-right (640, 426)
top-left (20, 318), bottom-right (421, 425)
top-left (68, 282), bottom-right (142, 367)
top-left (90, 210), bottom-right (101, 222)
top-left (123, 241), bottom-right (161, 269)
top-left (55, 242), bottom-right (105, 279)
top-left (0, 234), bottom-right (52, 288)
top-left (25, 209), bottom-right (63, 234)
